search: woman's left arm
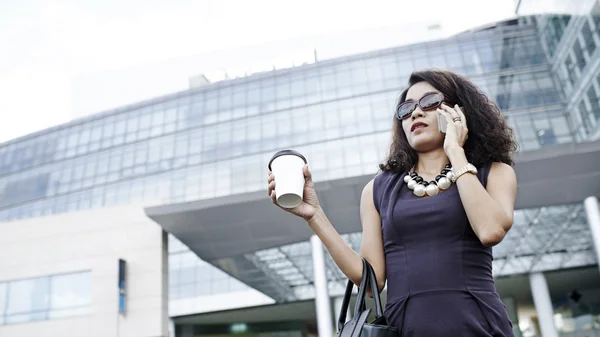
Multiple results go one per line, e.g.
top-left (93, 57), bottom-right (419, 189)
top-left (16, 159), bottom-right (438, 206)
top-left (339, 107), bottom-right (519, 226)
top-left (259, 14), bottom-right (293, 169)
top-left (448, 150), bottom-right (517, 247)
top-left (438, 103), bottom-right (517, 247)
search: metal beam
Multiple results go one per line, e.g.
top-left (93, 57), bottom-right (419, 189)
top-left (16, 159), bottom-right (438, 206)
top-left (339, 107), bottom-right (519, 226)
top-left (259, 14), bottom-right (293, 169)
top-left (584, 196), bottom-right (600, 274)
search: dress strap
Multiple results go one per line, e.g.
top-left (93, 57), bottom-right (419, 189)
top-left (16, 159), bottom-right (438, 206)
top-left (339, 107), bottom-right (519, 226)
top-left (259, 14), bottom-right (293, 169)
top-left (475, 162), bottom-right (493, 188)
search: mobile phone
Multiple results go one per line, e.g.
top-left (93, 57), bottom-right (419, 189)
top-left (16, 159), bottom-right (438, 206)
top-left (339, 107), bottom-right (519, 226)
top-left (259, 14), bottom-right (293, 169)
top-left (437, 106), bottom-right (464, 133)
top-left (437, 112), bottom-right (448, 133)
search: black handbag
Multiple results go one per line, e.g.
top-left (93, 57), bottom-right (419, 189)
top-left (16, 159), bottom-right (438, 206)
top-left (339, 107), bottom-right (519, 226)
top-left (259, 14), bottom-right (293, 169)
top-left (336, 258), bottom-right (400, 337)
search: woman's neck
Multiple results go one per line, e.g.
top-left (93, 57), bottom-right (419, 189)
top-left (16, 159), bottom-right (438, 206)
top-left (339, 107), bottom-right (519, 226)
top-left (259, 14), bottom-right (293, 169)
top-left (414, 148), bottom-right (450, 177)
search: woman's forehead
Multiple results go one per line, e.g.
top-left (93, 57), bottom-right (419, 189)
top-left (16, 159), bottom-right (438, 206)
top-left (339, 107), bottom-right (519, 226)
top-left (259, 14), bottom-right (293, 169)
top-left (406, 81), bottom-right (439, 100)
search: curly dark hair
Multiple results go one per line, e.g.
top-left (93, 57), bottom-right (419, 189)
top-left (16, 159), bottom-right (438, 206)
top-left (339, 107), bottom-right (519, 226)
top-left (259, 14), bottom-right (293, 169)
top-left (379, 68), bottom-right (518, 173)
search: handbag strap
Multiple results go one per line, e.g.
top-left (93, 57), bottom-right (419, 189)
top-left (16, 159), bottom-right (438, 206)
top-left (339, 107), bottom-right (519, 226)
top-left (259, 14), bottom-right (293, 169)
top-left (354, 258), bottom-right (385, 319)
top-left (365, 260), bottom-right (385, 318)
top-left (337, 257), bottom-right (386, 331)
top-left (337, 279), bottom-right (354, 331)
top-left (353, 258), bottom-right (370, 319)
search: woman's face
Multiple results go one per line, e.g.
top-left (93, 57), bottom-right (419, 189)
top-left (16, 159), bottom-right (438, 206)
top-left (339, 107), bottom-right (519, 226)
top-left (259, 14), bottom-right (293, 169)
top-left (400, 81), bottom-right (446, 152)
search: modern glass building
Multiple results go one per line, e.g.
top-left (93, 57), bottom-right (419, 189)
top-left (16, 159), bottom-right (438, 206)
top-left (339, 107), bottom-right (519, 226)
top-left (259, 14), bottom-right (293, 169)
top-left (518, 0), bottom-right (600, 141)
top-left (0, 18), bottom-right (570, 223)
top-left (1, 7), bottom-right (600, 337)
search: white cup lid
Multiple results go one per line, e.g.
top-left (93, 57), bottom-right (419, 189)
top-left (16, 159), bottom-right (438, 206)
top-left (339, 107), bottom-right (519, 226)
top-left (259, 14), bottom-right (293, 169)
top-left (268, 149), bottom-right (307, 171)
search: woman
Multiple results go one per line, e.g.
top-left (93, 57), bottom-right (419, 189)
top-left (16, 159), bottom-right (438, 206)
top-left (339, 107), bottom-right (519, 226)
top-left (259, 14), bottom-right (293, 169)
top-left (267, 68), bottom-right (518, 336)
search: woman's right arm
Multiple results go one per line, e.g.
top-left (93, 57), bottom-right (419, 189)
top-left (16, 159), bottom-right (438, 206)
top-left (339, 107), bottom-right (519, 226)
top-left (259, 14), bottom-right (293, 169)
top-left (307, 179), bottom-right (386, 292)
top-left (268, 166), bottom-right (386, 292)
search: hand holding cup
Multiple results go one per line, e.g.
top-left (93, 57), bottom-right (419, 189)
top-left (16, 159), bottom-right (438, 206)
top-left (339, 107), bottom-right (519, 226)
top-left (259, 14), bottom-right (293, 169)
top-left (267, 150), bottom-right (320, 221)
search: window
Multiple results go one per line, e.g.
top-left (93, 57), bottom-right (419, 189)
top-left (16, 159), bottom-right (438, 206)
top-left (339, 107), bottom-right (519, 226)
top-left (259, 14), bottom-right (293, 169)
top-left (261, 80), bottom-right (277, 112)
top-left (139, 112), bottom-right (152, 130)
top-left (586, 85), bottom-right (600, 128)
top-left (49, 272), bottom-right (91, 319)
top-left (543, 15), bottom-right (571, 57)
top-left (4, 277), bottom-right (49, 323)
top-left (1, 272), bottom-right (92, 325)
top-left (572, 40), bottom-right (586, 71)
top-left (592, 2), bottom-right (600, 32)
top-left (564, 57), bottom-right (578, 85)
top-left (537, 128), bottom-right (557, 147)
top-left (581, 21), bottom-right (596, 56)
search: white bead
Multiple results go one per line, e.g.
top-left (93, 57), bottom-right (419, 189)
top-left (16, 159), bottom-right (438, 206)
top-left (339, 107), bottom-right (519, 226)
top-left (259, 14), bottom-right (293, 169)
top-left (426, 183), bottom-right (439, 196)
top-left (407, 179), bottom-right (417, 190)
top-left (446, 171), bottom-right (456, 181)
top-left (404, 175), bottom-right (411, 183)
top-left (438, 177), bottom-right (451, 190)
top-left (413, 184), bottom-right (426, 197)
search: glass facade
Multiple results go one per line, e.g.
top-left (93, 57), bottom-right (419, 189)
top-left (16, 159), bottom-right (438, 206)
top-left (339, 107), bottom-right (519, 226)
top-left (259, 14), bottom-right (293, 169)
top-left (519, 0), bottom-right (600, 141)
top-left (168, 235), bottom-right (250, 300)
top-left (0, 22), bottom-right (569, 223)
top-left (0, 272), bottom-right (91, 325)
top-left (0, 15), bottom-right (596, 318)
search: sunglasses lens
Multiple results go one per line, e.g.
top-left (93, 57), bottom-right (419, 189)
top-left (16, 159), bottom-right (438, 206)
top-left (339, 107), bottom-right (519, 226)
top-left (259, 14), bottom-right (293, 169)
top-left (397, 102), bottom-right (416, 119)
top-left (420, 92), bottom-right (444, 111)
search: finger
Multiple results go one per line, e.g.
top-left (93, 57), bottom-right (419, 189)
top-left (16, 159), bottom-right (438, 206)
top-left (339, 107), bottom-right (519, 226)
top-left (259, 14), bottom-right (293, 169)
top-left (454, 104), bottom-right (467, 127)
top-left (436, 108), bottom-right (454, 123)
top-left (441, 104), bottom-right (462, 127)
top-left (441, 105), bottom-right (463, 129)
top-left (441, 103), bottom-right (460, 121)
top-left (268, 174), bottom-right (274, 184)
top-left (270, 190), bottom-right (277, 204)
top-left (268, 180), bottom-right (275, 193)
top-left (303, 164), bottom-right (312, 181)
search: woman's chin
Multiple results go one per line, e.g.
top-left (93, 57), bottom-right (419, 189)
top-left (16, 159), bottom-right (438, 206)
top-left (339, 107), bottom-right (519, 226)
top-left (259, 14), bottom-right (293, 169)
top-left (410, 137), bottom-right (444, 152)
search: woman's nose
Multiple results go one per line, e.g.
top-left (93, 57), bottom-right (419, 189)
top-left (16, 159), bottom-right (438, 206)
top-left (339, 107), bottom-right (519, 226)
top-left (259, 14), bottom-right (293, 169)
top-left (410, 108), bottom-right (425, 120)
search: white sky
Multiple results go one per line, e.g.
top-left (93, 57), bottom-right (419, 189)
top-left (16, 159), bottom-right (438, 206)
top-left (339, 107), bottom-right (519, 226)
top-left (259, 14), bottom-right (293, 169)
top-left (0, 0), bottom-right (516, 143)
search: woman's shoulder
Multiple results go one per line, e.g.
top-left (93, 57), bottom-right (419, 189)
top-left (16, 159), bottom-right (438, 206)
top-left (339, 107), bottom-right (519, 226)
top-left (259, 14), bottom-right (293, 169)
top-left (488, 162), bottom-right (516, 180)
top-left (374, 170), bottom-right (404, 188)
top-left (479, 161), bottom-right (514, 175)
top-left (366, 170), bottom-right (395, 199)
top-left (477, 161), bottom-right (514, 187)
top-left (370, 170), bottom-right (405, 213)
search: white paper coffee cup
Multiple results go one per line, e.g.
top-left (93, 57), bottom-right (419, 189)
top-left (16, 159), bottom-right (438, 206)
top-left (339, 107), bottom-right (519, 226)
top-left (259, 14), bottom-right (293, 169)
top-left (268, 150), bottom-right (307, 208)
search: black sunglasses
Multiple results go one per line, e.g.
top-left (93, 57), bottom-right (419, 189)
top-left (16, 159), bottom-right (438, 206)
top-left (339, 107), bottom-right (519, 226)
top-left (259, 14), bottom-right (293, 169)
top-left (396, 92), bottom-right (450, 120)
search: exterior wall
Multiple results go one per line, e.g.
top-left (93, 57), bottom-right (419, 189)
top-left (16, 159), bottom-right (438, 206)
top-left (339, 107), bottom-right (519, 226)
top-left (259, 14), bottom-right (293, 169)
top-left (0, 205), bottom-right (168, 337)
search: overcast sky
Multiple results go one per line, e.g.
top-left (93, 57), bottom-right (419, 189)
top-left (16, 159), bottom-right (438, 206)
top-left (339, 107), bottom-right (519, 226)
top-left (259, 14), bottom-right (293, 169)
top-left (0, 0), bottom-right (516, 143)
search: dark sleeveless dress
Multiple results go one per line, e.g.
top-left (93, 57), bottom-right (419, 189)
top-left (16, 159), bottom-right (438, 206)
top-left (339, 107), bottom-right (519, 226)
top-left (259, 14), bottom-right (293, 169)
top-left (372, 162), bottom-right (515, 337)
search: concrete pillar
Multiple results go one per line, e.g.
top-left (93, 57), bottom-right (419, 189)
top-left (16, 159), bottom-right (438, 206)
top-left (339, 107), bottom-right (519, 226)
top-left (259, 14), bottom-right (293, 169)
top-left (502, 297), bottom-right (522, 337)
top-left (584, 196), bottom-right (600, 273)
top-left (333, 296), bottom-right (351, 331)
top-left (169, 319), bottom-right (175, 337)
top-left (529, 273), bottom-right (558, 337)
top-left (311, 235), bottom-right (333, 337)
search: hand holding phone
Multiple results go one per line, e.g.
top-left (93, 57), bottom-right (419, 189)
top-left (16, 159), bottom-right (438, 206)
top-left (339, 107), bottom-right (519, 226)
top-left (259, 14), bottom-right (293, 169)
top-left (437, 106), bottom-right (464, 133)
